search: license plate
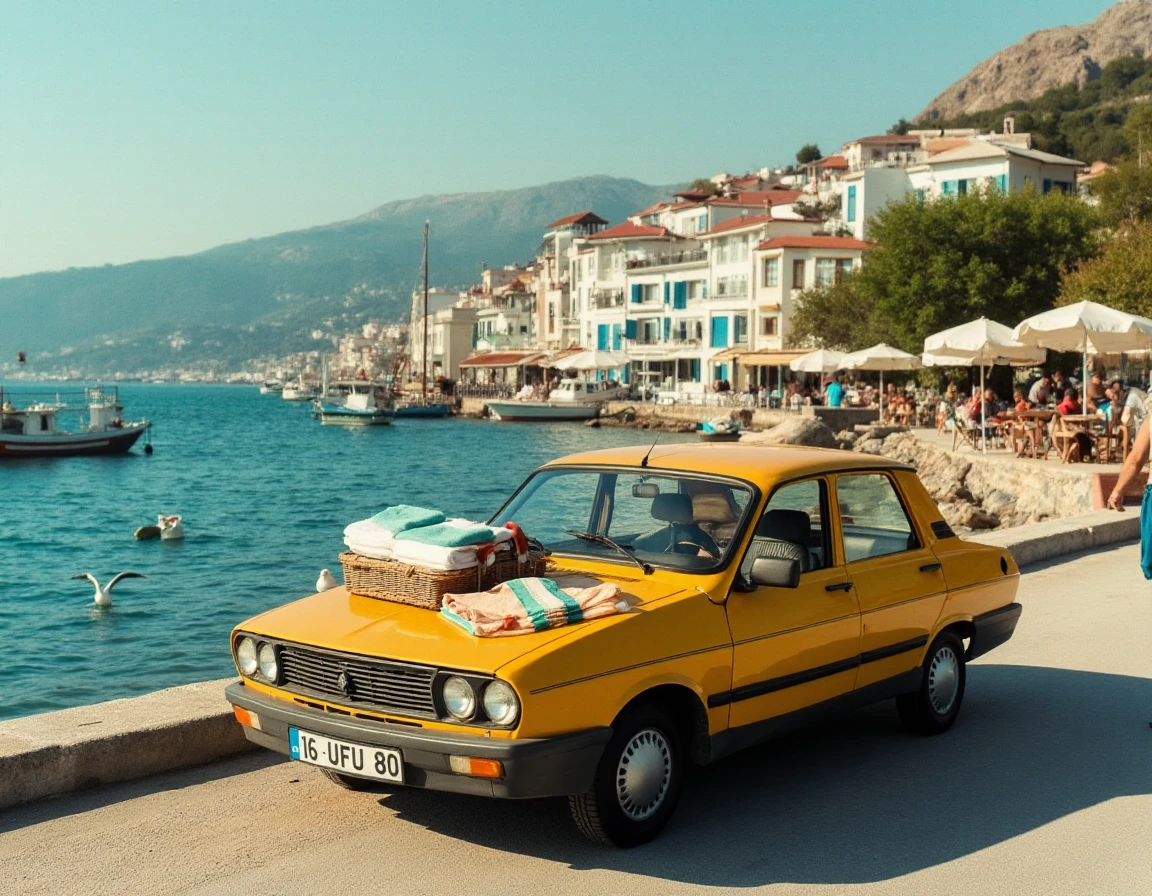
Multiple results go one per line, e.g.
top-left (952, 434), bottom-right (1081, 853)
top-left (288, 728), bottom-right (404, 783)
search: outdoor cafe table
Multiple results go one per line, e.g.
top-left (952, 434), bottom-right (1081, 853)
top-left (1000, 409), bottom-right (1056, 458)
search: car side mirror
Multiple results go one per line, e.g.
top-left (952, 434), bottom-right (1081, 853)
top-left (749, 557), bottom-right (801, 589)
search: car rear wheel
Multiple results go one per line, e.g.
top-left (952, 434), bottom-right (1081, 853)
top-left (569, 705), bottom-right (684, 847)
top-left (897, 631), bottom-right (966, 735)
top-left (321, 769), bottom-right (385, 791)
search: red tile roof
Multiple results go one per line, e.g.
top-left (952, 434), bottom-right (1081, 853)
top-left (632, 201), bottom-right (668, 217)
top-left (709, 190), bottom-right (801, 207)
top-left (817, 155), bottom-right (848, 169)
top-left (850, 135), bottom-right (922, 145)
top-left (697, 214), bottom-right (774, 237)
top-left (757, 235), bottom-right (870, 251)
top-left (546, 210), bottom-right (609, 228)
top-left (586, 221), bottom-right (674, 241)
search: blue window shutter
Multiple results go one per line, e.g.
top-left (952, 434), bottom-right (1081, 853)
top-left (596, 324), bottom-right (609, 350)
top-left (1043, 178), bottom-right (1052, 194)
top-left (663, 317), bottom-right (671, 340)
top-left (663, 282), bottom-right (670, 304)
top-left (690, 359), bottom-right (700, 382)
top-left (710, 317), bottom-right (729, 348)
top-left (630, 284), bottom-right (641, 303)
top-left (942, 180), bottom-right (954, 196)
top-left (846, 185), bottom-right (856, 222)
top-left (996, 174), bottom-right (1007, 191)
top-left (624, 319), bottom-right (637, 339)
top-left (611, 324), bottom-right (622, 350)
top-left (673, 282), bottom-right (687, 310)
top-left (701, 281), bottom-right (707, 300)
top-left (720, 364), bottom-right (729, 382)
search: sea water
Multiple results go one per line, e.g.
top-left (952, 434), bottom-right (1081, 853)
top-left (0, 384), bottom-right (690, 721)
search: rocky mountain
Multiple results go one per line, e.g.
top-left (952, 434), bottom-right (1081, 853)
top-left (917, 0), bottom-right (1152, 120)
top-left (0, 176), bottom-right (668, 376)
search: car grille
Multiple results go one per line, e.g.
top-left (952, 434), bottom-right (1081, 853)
top-left (278, 644), bottom-right (438, 719)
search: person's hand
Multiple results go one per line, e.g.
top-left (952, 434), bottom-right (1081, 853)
top-left (1107, 489), bottom-right (1126, 512)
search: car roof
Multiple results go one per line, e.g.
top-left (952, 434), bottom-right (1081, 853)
top-left (543, 443), bottom-right (913, 489)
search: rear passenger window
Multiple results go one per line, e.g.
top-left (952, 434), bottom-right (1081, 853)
top-left (836, 474), bottom-right (918, 563)
top-left (741, 479), bottom-right (829, 579)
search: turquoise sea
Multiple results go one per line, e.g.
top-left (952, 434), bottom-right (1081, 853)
top-left (0, 385), bottom-right (689, 721)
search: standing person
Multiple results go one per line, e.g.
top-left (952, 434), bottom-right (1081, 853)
top-left (1107, 415), bottom-right (1152, 580)
top-left (1052, 371), bottom-right (1067, 397)
top-left (825, 374), bottom-right (843, 408)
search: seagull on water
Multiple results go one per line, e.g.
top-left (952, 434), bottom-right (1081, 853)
top-left (72, 572), bottom-right (147, 608)
top-left (316, 569), bottom-right (339, 592)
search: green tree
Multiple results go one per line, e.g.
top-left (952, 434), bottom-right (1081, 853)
top-left (795, 143), bottom-right (822, 165)
top-left (789, 189), bottom-right (1099, 353)
top-left (685, 177), bottom-right (720, 196)
top-left (1090, 159), bottom-right (1152, 225)
top-left (887, 118), bottom-right (911, 135)
top-left (1060, 219), bottom-right (1152, 316)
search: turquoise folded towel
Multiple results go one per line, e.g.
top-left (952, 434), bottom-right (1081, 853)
top-left (369, 505), bottom-right (445, 534)
top-left (395, 522), bottom-right (493, 547)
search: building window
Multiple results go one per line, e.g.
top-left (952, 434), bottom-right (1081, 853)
top-left (734, 313), bottom-right (748, 344)
top-left (792, 259), bottom-right (806, 290)
top-left (815, 258), bottom-right (836, 288)
top-left (687, 280), bottom-right (707, 301)
top-left (642, 283), bottom-right (661, 303)
top-left (761, 315), bottom-right (778, 336)
top-left (762, 257), bottom-right (779, 287)
top-left (836, 258), bottom-right (853, 282)
top-left (846, 185), bottom-right (857, 223)
top-left (698, 214), bottom-right (707, 233)
top-left (715, 274), bottom-right (747, 298)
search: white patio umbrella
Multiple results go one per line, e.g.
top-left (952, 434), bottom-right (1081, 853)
top-left (923, 318), bottom-right (1047, 453)
top-left (545, 349), bottom-right (632, 371)
top-left (1012, 300), bottom-right (1152, 391)
top-left (789, 348), bottom-right (845, 374)
top-left (839, 343), bottom-right (921, 419)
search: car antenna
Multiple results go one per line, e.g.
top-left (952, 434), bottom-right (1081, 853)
top-left (640, 432), bottom-right (661, 467)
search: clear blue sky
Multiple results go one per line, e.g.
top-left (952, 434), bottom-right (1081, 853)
top-left (0, 0), bottom-right (1115, 278)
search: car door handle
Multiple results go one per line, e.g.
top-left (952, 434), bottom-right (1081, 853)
top-left (825, 582), bottom-right (853, 592)
top-left (919, 562), bottom-right (942, 573)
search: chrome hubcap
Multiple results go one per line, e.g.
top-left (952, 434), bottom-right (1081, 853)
top-left (928, 646), bottom-right (960, 714)
top-left (615, 728), bottom-right (672, 821)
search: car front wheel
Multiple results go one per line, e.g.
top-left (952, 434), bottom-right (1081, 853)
top-left (897, 631), bottom-right (966, 735)
top-left (569, 705), bottom-right (684, 847)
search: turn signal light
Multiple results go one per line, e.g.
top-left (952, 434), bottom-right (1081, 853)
top-left (233, 706), bottom-right (261, 730)
top-left (448, 756), bottom-right (503, 778)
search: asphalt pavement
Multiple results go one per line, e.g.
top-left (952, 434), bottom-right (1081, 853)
top-left (3, 544), bottom-right (1150, 896)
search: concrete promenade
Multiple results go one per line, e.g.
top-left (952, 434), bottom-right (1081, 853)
top-left (3, 544), bottom-right (1150, 896)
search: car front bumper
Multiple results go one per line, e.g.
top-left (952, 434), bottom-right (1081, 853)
top-left (225, 681), bottom-right (611, 799)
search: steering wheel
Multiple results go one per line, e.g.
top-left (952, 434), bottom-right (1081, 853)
top-left (669, 527), bottom-right (721, 560)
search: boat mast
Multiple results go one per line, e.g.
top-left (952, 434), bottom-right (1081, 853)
top-left (422, 221), bottom-right (429, 401)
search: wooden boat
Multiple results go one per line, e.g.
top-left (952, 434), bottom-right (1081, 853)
top-left (316, 383), bottom-right (395, 426)
top-left (487, 379), bottom-right (626, 422)
top-left (0, 386), bottom-right (151, 458)
top-left (697, 417), bottom-right (742, 442)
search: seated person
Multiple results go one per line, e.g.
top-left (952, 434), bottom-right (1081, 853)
top-left (1013, 390), bottom-right (1031, 413)
top-left (1057, 387), bottom-right (1082, 416)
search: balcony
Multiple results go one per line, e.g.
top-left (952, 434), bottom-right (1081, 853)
top-left (626, 249), bottom-right (708, 271)
top-left (591, 290), bottom-right (624, 309)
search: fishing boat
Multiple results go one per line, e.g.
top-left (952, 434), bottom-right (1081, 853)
top-left (259, 379), bottom-right (283, 395)
top-left (316, 382), bottom-right (395, 426)
top-left (282, 378), bottom-right (318, 402)
top-left (393, 397), bottom-right (450, 418)
top-left (0, 386), bottom-right (152, 458)
top-left (486, 378), bottom-right (628, 422)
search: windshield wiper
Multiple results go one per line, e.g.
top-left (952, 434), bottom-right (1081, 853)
top-left (566, 530), bottom-right (653, 575)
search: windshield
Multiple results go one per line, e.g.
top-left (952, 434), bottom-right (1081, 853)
top-left (491, 467), bottom-right (754, 572)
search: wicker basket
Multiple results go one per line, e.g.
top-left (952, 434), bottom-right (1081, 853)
top-left (339, 550), bottom-right (549, 609)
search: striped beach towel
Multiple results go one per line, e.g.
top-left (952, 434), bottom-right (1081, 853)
top-left (441, 577), bottom-right (623, 637)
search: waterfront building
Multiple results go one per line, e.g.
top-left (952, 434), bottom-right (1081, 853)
top-left (535, 212), bottom-right (607, 349)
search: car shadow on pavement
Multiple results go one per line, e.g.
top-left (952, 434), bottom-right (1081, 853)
top-left (378, 664), bottom-right (1152, 887)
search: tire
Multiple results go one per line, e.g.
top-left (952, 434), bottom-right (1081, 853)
top-left (568, 705), bottom-right (684, 847)
top-left (897, 630), bottom-right (967, 735)
top-left (321, 769), bottom-right (385, 792)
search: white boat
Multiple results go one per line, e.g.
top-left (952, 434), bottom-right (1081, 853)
top-left (0, 386), bottom-right (152, 458)
top-left (259, 380), bottom-right (283, 395)
top-left (282, 380), bottom-right (319, 401)
top-left (316, 382), bottom-right (395, 426)
top-left (487, 378), bottom-right (628, 422)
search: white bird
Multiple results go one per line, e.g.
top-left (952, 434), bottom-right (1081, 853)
top-left (316, 569), bottom-right (339, 592)
top-left (71, 572), bottom-right (147, 608)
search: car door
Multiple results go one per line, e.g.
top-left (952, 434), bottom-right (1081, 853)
top-left (833, 471), bottom-right (948, 692)
top-left (723, 477), bottom-right (862, 730)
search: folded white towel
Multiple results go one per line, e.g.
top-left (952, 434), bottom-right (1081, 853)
top-left (343, 518), bottom-right (396, 547)
top-left (391, 540), bottom-right (485, 571)
top-left (344, 539), bottom-right (394, 561)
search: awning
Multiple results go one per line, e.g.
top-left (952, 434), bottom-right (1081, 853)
top-left (736, 350), bottom-right (806, 367)
top-left (709, 347), bottom-right (746, 363)
top-left (757, 304), bottom-right (781, 312)
top-left (459, 351), bottom-right (549, 369)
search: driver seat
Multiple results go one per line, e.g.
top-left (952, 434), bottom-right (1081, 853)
top-left (748, 509), bottom-right (813, 573)
top-left (651, 493), bottom-right (710, 554)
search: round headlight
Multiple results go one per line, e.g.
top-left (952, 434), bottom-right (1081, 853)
top-left (442, 676), bottom-right (476, 720)
top-left (481, 680), bottom-right (519, 727)
top-left (236, 637), bottom-right (258, 677)
top-left (258, 643), bottom-right (279, 682)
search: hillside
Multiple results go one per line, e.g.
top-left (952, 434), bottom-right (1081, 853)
top-left (917, 0), bottom-right (1152, 120)
top-left (0, 176), bottom-right (667, 375)
top-left (910, 53), bottom-right (1152, 163)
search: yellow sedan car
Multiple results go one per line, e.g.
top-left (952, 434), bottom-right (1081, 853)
top-left (226, 444), bottom-right (1021, 847)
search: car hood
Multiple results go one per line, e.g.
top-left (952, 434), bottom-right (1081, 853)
top-left (238, 570), bottom-right (688, 675)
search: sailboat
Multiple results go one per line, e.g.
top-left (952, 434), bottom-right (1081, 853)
top-left (394, 221), bottom-right (451, 419)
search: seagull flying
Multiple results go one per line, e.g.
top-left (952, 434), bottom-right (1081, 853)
top-left (72, 572), bottom-right (147, 608)
top-left (316, 569), bottom-right (339, 592)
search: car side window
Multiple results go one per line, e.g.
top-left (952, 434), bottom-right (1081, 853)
top-left (740, 479), bottom-right (829, 579)
top-left (836, 473), bottom-right (919, 563)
